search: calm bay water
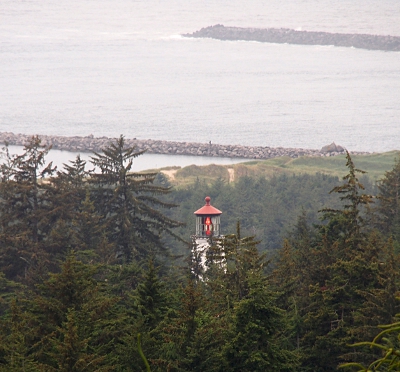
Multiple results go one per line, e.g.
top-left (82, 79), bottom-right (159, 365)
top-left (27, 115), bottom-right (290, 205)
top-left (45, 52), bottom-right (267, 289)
top-left (1, 0), bottom-right (399, 156)
top-left (3, 146), bottom-right (246, 172)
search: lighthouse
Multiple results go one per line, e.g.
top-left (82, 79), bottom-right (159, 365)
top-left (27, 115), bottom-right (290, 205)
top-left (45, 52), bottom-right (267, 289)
top-left (192, 196), bottom-right (223, 276)
top-left (194, 196), bottom-right (222, 238)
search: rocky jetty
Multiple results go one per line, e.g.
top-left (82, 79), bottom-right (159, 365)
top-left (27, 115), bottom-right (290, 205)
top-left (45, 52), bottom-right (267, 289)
top-left (182, 25), bottom-right (400, 52)
top-left (0, 132), bottom-right (367, 161)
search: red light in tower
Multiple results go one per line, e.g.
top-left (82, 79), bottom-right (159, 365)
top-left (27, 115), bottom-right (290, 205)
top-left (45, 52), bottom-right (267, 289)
top-left (205, 216), bottom-right (212, 235)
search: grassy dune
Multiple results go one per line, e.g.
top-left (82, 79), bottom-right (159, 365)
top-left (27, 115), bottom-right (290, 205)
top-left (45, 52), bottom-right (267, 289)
top-left (157, 151), bottom-right (400, 187)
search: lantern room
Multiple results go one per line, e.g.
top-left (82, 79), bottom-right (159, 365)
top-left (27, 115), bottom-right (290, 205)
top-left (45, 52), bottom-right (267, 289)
top-left (194, 196), bottom-right (222, 237)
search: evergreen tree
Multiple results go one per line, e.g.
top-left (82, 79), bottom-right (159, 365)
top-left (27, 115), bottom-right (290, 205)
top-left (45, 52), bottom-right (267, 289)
top-left (135, 258), bottom-right (168, 331)
top-left (0, 254), bottom-right (126, 370)
top-left (46, 155), bottom-right (94, 258)
top-left (0, 299), bottom-right (39, 371)
top-left (319, 150), bottom-right (373, 250)
top-left (45, 308), bottom-right (111, 372)
top-left (143, 276), bottom-right (198, 372)
top-left (0, 272), bottom-right (22, 316)
top-left (271, 239), bottom-right (304, 352)
top-left (341, 314), bottom-right (400, 371)
top-left (215, 221), bottom-right (265, 302)
top-left (298, 152), bottom-right (398, 370)
top-left (150, 273), bottom-right (227, 372)
top-left (224, 274), bottom-right (298, 372)
top-left (375, 156), bottom-right (400, 246)
top-left (0, 137), bottom-right (56, 281)
top-left (69, 190), bottom-right (114, 264)
top-left (208, 223), bottom-right (299, 371)
top-left (89, 135), bottom-right (183, 262)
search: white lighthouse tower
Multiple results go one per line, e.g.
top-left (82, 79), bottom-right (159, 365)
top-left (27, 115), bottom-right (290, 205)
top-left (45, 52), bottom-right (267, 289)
top-left (192, 196), bottom-right (222, 276)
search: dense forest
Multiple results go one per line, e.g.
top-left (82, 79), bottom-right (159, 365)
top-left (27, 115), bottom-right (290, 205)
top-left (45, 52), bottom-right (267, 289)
top-left (0, 135), bottom-right (400, 371)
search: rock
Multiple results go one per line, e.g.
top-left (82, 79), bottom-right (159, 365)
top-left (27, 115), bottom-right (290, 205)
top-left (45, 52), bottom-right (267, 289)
top-left (183, 25), bottom-right (400, 52)
top-left (0, 132), bottom-right (366, 161)
top-left (321, 142), bottom-right (344, 153)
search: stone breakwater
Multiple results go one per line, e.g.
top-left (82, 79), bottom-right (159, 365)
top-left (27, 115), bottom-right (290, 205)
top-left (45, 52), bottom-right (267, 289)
top-left (0, 132), bottom-right (367, 160)
top-left (182, 25), bottom-right (400, 52)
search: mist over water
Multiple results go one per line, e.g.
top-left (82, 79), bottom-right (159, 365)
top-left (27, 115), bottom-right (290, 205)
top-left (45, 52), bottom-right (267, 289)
top-left (1, 0), bottom-right (399, 153)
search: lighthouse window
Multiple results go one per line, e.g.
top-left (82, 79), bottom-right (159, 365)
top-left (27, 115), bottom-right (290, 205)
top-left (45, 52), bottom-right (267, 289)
top-left (203, 216), bottom-right (213, 235)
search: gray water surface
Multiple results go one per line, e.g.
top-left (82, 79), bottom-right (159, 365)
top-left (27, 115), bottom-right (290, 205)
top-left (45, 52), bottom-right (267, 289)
top-left (1, 0), bottom-right (399, 153)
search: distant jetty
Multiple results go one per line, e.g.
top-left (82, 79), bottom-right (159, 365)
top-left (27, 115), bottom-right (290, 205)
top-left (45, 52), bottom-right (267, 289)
top-left (0, 132), bottom-right (369, 160)
top-left (182, 25), bottom-right (400, 52)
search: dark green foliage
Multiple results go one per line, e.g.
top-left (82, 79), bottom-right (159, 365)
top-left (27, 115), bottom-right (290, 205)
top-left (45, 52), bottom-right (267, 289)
top-left (213, 224), bottom-right (298, 371)
top-left (272, 152), bottom-right (400, 371)
top-left (0, 254), bottom-right (123, 371)
top-left (45, 308), bottom-right (111, 372)
top-left (89, 135), bottom-right (183, 262)
top-left (0, 299), bottom-right (39, 371)
top-left (149, 276), bottom-right (217, 372)
top-left (341, 316), bottom-right (400, 371)
top-left (137, 334), bottom-right (151, 372)
top-left (213, 223), bottom-right (298, 371)
top-left (167, 172), bottom-right (360, 255)
top-left (135, 258), bottom-right (168, 331)
top-left (224, 276), bottom-right (298, 372)
top-left (319, 150), bottom-right (373, 250)
top-left (0, 273), bottom-right (22, 316)
top-left (46, 156), bottom-right (94, 255)
top-left (375, 156), bottom-right (400, 247)
top-left (0, 138), bottom-right (400, 371)
top-left (0, 136), bottom-right (57, 281)
top-left (216, 221), bottom-right (265, 302)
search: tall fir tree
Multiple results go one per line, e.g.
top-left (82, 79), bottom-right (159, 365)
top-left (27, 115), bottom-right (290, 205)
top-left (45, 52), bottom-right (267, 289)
top-left (375, 155), bottom-right (400, 247)
top-left (46, 155), bottom-right (93, 257)
top-left (89, 135), bottom-right (183, 262)
top-left (0, 136), bottom-right (57, 281)
top-left (223, 274), bottom-right (299, 372)
top-left (206, 222), bottom-right (299, 371)
top-left (297, 151), bottom-right (399, 370)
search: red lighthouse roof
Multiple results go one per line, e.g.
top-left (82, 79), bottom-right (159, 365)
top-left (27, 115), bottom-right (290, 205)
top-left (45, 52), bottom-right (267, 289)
top-left (194, 196), bottom-right (222, 215)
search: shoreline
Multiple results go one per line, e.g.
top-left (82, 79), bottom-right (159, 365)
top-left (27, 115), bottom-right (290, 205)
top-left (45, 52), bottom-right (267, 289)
top-left (0, 132), bottom-right (368, 160)
top-left (182, 25), bottom-right (400, 52)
